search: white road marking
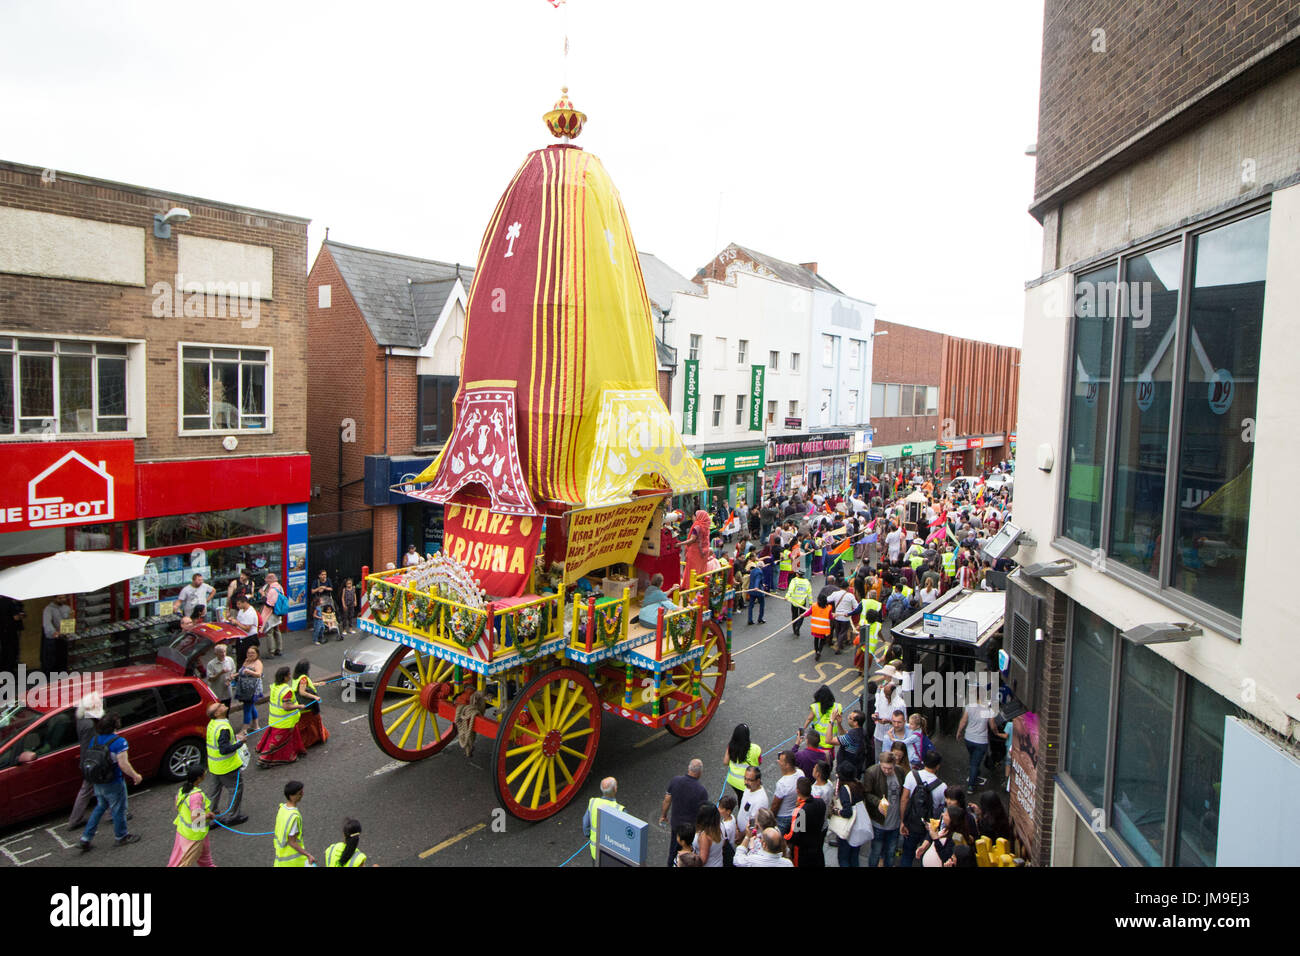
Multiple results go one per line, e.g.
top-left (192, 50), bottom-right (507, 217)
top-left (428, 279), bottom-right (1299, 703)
top-left (368, 759), bottom-right (406, 777)
top-left (341, 714), bottom-right (367, 725)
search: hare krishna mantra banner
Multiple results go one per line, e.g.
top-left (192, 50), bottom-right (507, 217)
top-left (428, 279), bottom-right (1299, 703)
top-left (441, 498), bottom-right (544, 598)
top-left (564, 497), bottom-right (661, 585)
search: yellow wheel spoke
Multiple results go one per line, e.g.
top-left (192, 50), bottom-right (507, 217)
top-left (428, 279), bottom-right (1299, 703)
top-left (512, 723), bottom-right (544, 740)
top-left (547, 756), bottom-right (558, 806)
top-left (505, 748), bottom-right (543, 786)
top-left (397, 704), bottom-right (420, 749)
top-left (383, 700), bottom-right (418, 735)
top-left (526, 699), bottom-right (548, 734)
top-left (415, 708), bottom-right (427, 751)
top-left (558, 744), bottom-right (589, 760)
top-left (552, 681), bottom-right (578, 729)
top-left (506, 740), bottom-right (544, 758)
top-left (555, 750), bottom-right (576, 786)
top-left (541, 683), bottom-right (553, 728)
top-left (380, 690), bottom-right (419, 713)
top-left (515, 749), bottom-right (545, 796)
top-left (395, 663), bottom-right (421, 689)
top-left (558, 701), bottom-right (592, 733)
top-left (561, 727), bottom-right (594, 741)
top-left (530, 758), bottom-right (547, 809)
top-left (416, 652), bottom-right (431, 683)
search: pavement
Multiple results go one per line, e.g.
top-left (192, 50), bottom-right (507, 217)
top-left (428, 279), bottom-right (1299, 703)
top-left (0, 593), bottom-right (1006, 868)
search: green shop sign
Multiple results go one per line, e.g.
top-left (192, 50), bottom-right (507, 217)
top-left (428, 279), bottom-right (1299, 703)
top-left (698, 448), bottom-right (767, 475)
top-left (901, 444), bottom-right (913, 457)
top-left (749, 365), bottom-right (765, 431)
top-left (682, 359), bottom-right (699, 435)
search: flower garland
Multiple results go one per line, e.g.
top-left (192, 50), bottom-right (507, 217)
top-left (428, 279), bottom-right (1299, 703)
top-left (369, 585), bottom-right (397, 626)
top-left (512, 604), bottom-right (545, 661)
top-left (406, 593), bottom-right (438, 631)
top-left (447, 606), bottom-right (486, 649)
top-left (708, 575), bottom-right (727, 616)
top-left (667, 611), bottom-right (696, 655)
top-left (596, 603), bottom-right (623, 648)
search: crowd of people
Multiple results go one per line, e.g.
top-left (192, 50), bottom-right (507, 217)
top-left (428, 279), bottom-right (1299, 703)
top-left (643, 461), bottom-right (1019, 867)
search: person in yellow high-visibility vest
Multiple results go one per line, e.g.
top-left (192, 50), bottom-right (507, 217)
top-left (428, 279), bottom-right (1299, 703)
top-left (785, 568), bottom-right (813, 637)
top-left (274, 780), bottom-right (313, 866)
top-left (723, 723), bottom-right (763, 800)
top-left (323, 818), bottom-right (373, 867)
top-left (205, 702), bottom-right (248, 826)
top-left (257, 666), bottom-right (306, 768)
top-left (941, 546), bottom-right (958, 588)
top-left (582, 777), bottom-right (624, 862)
top-left (167, 764), bottom-right (215, 867)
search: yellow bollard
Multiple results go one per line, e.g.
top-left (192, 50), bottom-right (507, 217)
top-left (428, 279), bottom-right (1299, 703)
top-left (975, 836), bottom-right (993, 867)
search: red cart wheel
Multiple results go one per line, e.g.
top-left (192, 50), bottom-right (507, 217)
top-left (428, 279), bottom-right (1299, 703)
top-left (664, 620), bottom-right (729, 739)
top-left (492, 667), bottom-right (602, 821)
top-left (368, 644), bottom-right (458, 760)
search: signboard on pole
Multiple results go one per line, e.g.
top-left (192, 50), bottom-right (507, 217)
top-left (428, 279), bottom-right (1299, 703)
top-left (748, 365), bottom-right (765, 431)
top-left (682, 359), bottom-right (699, 436)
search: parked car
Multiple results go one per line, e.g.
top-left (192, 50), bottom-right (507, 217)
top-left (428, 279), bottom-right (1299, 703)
top-left (341, 633), bottom-right (404, 692)
top-left (985, 473), bottom-right (1014, 493)
top-left (947, 476), bottom-right (983, 497)
top-left (0, 666), bottom-right (217, 828)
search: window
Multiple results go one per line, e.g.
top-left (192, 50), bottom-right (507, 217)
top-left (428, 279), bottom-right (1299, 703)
top-left (822, 334), bottom-right (835, 367)
top-left (737, 339), bottom-right (748, 364)
top-left (157, 682), bottom-right (202, 714)
top-left (925, 386), bottom-right (939, 415)
top-left (1062, 264), bottom-right (1118, 549)
top-left (689, 334), bottom-right (701, 362)
top-left (1059, 208), bottom-right (1270, 622)
top-left (769, 350), bottom-right (779, 371)
top-left (180, 345), bottom-right (269, 432)
top-left (0, 338), bottom-right (132, 435)
top-left (766, 399), bottom-right (776, 425)
top-left (819, 389), bottom-right (832, 426)
top-left (1109, 243), bottom-right (1182, 575)
top-left (884, 384), bottom-right (900, 417)
top-left (1065, 605), bottom-right (1112, 810)
top-left (1171, 213), bottom-right (1269, 616)
top-left (713, 337), bottom-right (726, 370)
top-left (847, 390), bottom-right (858, 422)
top-left (912, 384), bottom-right (927, 416)
top-left (735, 394), bottom-right (745, 426)
top-left (899, 385), bottom-right (914, 417)
top-left (143, 506), bottom-right (282, 549)
top-left (790, 353), bottom-right (801, 373)
top-left (711, 394), bottom-right (723, 428)
top-left (418, 375), bottom-right (458, 445)
top-left (870, 383), bottom-right (885, 419)
top-left (1174, 678), bottom-right (1236, 866)
top-left (1111, 641), bottom-right (1177, 866)
top-left (106, 689), bottom-right (162, 729)
top-left (788, 400), bottom-right (798, 418)
top-left (850, 339), bottom-right (864, 370)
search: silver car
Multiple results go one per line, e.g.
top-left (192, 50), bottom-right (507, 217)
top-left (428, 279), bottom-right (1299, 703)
top-left (341, 633), bottom-right (404, 692)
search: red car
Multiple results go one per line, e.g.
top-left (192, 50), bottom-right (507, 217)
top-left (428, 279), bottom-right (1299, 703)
top-left (0, 666), bottom-right (218, 828)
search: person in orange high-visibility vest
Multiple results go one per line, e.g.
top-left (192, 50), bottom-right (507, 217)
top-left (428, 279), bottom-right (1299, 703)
top-left (809, 594), bottom-right (833, 663)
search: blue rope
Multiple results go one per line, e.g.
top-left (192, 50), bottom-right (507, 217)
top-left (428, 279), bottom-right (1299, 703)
top-left (558, 842), bottom-right (589, 867)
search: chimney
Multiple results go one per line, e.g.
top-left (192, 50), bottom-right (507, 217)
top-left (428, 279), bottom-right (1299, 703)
top-left (800, 262), bottom-right (818, 275)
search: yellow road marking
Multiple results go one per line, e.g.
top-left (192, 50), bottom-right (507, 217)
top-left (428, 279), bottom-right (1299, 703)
top-left (419, 822), bottom-right (486, 858)
top-left (792, 651), bottom-right (816, 664)
top-left (634, 729), bottom-right (669, 749)
top-left (746, 672), bottom-right (776, 690)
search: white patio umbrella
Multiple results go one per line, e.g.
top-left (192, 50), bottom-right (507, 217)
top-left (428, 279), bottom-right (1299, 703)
top-left (0, 550), bottom-right (149, 601)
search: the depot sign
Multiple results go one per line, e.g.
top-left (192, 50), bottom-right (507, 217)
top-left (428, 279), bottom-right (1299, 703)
top-left (698, 448), bottom-right (766, 475)
top-left (0, 441), bottom-right (136, 532)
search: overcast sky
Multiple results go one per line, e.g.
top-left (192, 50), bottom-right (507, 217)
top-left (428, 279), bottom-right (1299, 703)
top-left (1, 0), bottom-right (1043, 347)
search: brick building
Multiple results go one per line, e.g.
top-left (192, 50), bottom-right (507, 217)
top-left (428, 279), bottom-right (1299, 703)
top-left (1010, 2), bottom-right (1300, 866)
top-left (305, 240), bottom-right (471, 578)
top-left (865, 319), bottom-right (943, 470)
top-left (936, 336), bottom-right (1020, 475)
top-left (0, 160), bottom-right (311, 668)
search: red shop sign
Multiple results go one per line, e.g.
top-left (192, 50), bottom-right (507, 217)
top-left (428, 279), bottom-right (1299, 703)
top-left (0, 440), bottom-right (136, 533)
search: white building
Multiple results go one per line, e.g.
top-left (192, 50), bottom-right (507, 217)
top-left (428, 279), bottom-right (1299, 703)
top-left (1006, 8), bottom-right (1300, 868)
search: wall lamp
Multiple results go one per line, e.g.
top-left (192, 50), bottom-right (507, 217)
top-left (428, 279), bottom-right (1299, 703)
top-left (1121, 622), bottom-right (1202, 645)
top-left (153, 207), bottom-right (191, 239)
top-left (1020, 558), bottom-right (1075, 579)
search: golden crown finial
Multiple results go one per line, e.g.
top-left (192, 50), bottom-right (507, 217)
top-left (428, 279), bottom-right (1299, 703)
top-left (544, 86), bottom-right (586, 141)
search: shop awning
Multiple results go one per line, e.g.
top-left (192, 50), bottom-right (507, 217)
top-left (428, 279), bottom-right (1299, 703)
top-left (868, 440), bottom-right (937, 460)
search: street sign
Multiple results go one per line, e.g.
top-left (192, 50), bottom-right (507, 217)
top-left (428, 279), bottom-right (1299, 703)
top-left (597, 805), bottom-right (648, 867)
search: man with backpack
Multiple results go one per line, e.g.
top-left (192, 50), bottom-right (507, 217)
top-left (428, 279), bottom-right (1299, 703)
top-left (898, 750), bottom-right (946, 868)
top-left (78, 713), bottom-right (143, 851)
top-left (259, 572), bottom-right (289, 658)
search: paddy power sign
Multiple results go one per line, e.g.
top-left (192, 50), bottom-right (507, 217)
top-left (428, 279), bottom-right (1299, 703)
top-left (442, 497), bottom-right (544, 597)
top-left (564, 497), bottom-right (661, 584)
top-left (749, 365), bottom-right (765, 431)
top-left (682, 359), bottom-right (699, 435)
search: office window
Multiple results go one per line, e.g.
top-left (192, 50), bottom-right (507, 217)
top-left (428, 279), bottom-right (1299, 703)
top-left (766, 399), bottom-right (776, 425)
top-left (913, 384), bottom-right (927, 416)
top-left (737, 339), bottom-right (748, 364)
top-left (0, 338), bottom-right (133, 435)
top-left (1109, 242), bottom-right (1182, 575)
top-left (1062, 264), bottom-right (1118, 549)
top-left (849, 339), bottom-right (862, 370)
top-left (688, 334), bottom-right (701, 362)
top-left (870, 384), bottom-right (885, 419)
top-left (1171, 212), bottom-right (1269, 616)
top-left (899, 385), bottom-right (914, 417)
top-left (417, 375), bottom-right (458, 445)
top-left (769, 350), bottom-right (779, 371)
top-left (884, 384), bottom-right (900, 417)
top-left (711, 394), bottom-right (723, 428)
top-left (847, 390), bottom-right (858, 421)
top-left (926, 386), bottom-right (938, 415)
top-left (1065, 605), bottom-right (1113, 810)
top-left (714, 337), bottom-right (726, 370)
top-left (181, 345), bottom-right (269, 432)
top-left (1174, 678), bottom-right (1237, 867)
top-left (819, 389), bottom-right (832, 426)
top-left (822, 335), bottom-right (835, 367)
top-left (790, 353), bottom-right (801, 373)
top-left (735, 394), bottom-right (745, 426)
top-left (1111, 641), bottom-right (1177, 866)
top-left (788, 400), bottom-right (798, 418)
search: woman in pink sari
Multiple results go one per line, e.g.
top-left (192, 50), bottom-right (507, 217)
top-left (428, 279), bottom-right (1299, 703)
top-left (682, 510), bottom-right (712, 588)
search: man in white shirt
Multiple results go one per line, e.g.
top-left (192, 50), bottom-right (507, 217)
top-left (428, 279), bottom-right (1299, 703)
top-left (205, 642), bottom-right (235, 706)
top-left (769, 751), bottom-right (805, 832)
top-left (899, 750), bottom-right (947, 868)
top-left (733, 827), bottom-right (794, 867)
top-left (871, 666), bottom-right (907, 759)
top-left (735, 767), bottom-right (771, 833)
top-left (885, 526), bottom-right (904, 566)
top-left (830, 586), bottom-right (857, 653)
top-left (41, 595), bottom-right (73, 673)
top-left (235, 596), bottom-right (259, 637)
top-left (175, 573), bottom-right (215, 618)
top-left (403, 546), bottom-right (421, 567)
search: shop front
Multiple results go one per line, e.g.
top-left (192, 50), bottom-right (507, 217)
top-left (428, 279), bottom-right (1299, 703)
top-left (866, 439), bottom-right (938, 476)
top-left (0, 440), bottom-right (311, 671)
top-left (938, 434), bottom-right (1007, 476)
top-left (696, 445), bottom-right (765, 510)
top-left (765, 432), bottom-right (852, 497)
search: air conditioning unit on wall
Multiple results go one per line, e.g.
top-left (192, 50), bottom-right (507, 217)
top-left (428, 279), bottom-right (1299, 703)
top-left (1004, 576), bottom-right (1045, 713)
